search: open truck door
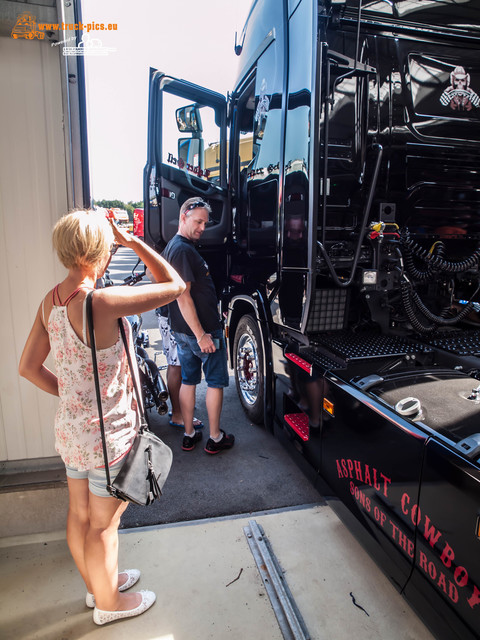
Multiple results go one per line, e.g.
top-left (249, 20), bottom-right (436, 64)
top-left (144, 70), bottom-right (229, 253)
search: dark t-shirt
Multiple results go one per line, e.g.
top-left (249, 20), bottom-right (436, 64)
top-left (162, 234), bottom-right (221, 335)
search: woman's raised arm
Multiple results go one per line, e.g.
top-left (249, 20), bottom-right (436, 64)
top-left (96, 221), bottom-right (185, 319)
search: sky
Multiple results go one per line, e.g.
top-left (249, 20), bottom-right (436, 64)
top-left (81, 0), bottom-right (252, 204)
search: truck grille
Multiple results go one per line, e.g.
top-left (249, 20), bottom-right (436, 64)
top-left (306, 289), bottom-right (347, 332)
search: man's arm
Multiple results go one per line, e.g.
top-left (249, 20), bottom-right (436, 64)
top-left (176, 283), bottom-right (216, 353)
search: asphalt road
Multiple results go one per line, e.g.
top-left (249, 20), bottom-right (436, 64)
top-left (108, 247), bottom-right (322, 529)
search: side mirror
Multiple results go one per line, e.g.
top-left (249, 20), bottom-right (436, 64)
top-left (176, 104), bottom-right (203, 133)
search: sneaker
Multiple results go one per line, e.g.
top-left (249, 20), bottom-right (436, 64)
top-left (182, 431), bottom-right (203, 451)
top-left (204, 430), bottom-right (235, 454)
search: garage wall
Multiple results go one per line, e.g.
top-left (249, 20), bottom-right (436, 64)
top-left (0, 35), bottom-right (68, 463)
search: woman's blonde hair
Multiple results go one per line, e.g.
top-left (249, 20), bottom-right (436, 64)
top-left (52, 209), bottom-right (114, 270)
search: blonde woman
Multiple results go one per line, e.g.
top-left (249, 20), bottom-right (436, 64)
top-left (19, 210), bottom-right (185, 625)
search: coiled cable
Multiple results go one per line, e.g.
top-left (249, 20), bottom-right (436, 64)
top-left (403, 247), bottom-right (436, 282)
top-left (401, 279), bottom-right (436, 333)
top-left (401, 231), bottom-right (480, 273)
top-left (401, 277), bottom-right (479, 333)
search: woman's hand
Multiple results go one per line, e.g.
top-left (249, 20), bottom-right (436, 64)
top-left (96, 221), bottom-right (186, 320)
top-left (109, 219), bottom-right (134, 248)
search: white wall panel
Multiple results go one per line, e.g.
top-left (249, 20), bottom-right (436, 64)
top-left (0, 36), bottom-right (68, 463)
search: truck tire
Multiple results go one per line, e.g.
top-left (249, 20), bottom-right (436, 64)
top-left (234, 314), bottom-right (264, 424)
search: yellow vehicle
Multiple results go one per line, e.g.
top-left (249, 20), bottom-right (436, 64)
top-left (204, 137), bottom-right (253, 180)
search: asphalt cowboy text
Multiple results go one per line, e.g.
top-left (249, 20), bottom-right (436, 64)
top-left (336, 458), bottom-right (480, 613)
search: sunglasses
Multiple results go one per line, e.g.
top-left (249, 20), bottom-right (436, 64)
top-left (184, 200), bottom-right (208, 212)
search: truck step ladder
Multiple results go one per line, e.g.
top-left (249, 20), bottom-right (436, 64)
top-left (284, 413), bottom-right (310, 441)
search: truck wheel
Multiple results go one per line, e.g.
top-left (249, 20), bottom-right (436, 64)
top-left (234, 315), bottom-right (264, 424)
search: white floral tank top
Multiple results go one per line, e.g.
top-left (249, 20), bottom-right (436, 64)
top-left (48, 295), bottom-right (138, 471)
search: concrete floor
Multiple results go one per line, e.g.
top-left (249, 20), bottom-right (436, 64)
top-left (0, 504), bottom-right (435, 640)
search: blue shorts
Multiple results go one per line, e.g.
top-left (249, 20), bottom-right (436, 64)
top-left (174, 329), bottom-right (229, 388)
top-left (65, 457), bottom-right (125, 498)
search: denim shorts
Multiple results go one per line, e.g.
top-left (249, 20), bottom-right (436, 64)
top-left (65, 457), bottom-right (125, 498)
top-left (174, 329), bottom-right (229, 388)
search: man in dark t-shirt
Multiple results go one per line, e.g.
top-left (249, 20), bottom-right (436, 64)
top-left (162, 198), bottom-right (235, 454)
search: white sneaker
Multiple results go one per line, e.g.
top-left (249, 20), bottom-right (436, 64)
top-left (93, 590), bottom-right (156, 625)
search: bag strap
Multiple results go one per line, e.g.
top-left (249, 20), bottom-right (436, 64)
top-left (117, 318), bottom-right (148, 431)
top-left (86, 291), bottom-right (113, 488)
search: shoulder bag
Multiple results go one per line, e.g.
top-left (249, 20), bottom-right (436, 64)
top-left (86, 291), bottom-right (173, 505)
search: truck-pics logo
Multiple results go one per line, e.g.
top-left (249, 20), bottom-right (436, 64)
top-left (62, 34), bottom-right (116, 57)
top-left (11, 12), bottom-right (117, 55)
top-left (11, 12), bottom-right (44, 40)
top-left (440, 66), bottom-right (480, 111)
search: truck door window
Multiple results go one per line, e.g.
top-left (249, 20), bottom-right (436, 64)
top-left (284, 0), bottom-right (313, 270)
top-left (235, 42), bottom-right (282, 257)
top-left (236, 86), bottom-right (257, 170)
top-left (161, 92), bottom-right (223, 184)
top-left (277, 0), bottom-right (314, 330)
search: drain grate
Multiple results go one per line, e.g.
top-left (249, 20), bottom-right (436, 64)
top-left (244, 519), bottom-right (311, 640)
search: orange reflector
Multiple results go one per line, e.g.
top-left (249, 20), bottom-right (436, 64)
top-left (476, 516), bottom-right (480, 541)
top-left (323, 398), bottom-right (334, 415)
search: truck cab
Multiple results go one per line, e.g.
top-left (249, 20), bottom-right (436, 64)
top-left (144, 2), bottom-right (480, 637)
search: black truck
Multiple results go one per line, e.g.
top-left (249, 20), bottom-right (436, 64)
top-left (144, 1), bottom-right (480, 637)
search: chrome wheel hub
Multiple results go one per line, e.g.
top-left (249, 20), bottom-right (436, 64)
top-left (236, 332), bottom-right (259, 405)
